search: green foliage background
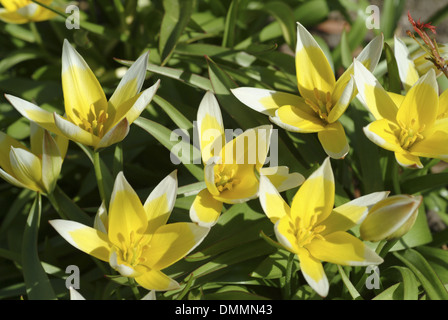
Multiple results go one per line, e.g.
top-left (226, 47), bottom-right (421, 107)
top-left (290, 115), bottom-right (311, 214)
top-left (0, 0), bottom-right (448, 300)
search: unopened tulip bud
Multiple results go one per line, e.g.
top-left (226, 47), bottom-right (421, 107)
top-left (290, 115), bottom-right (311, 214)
top-left (360, 195), bottom-right (422, 242)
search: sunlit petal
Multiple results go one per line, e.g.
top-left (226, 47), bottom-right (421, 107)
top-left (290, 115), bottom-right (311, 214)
top-left (306, 231), bottom-right (383, 266)
top-left (259, 175), bottom-right (291, 224)
top-left (190, 188), bottom-right (223, 228)
top-left (317, 121), bottom-right (349, 159)
top-left (49, 219), bottom-right (111, 262)
top-left (297, 248), bottom-right (329, 298)
top-left (143, 170), bottom-right (178, 234)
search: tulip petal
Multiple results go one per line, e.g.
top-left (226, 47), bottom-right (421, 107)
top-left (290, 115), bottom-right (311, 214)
top-left (0, 167), bottom-right (29, 190)
top-left (109, 80), bottom-right (161, 131)
top-left (49, 219), bottom-right (111, 262)
top-left (321, 191), bottom-right (390, 235)
top-left (363, 119), bottom-right (402, 152)
top-left (260, 166), bottom-right (305, 193)
top-left (306, 231), bottom-right (383, 266)
top-left (197, 92), bottom-right (226, 164)
top-left (108, 172), bottom-right (147, 248)
top-left (360, 195), bottom-right (422, 242)
top-left (410, 129), bottom-right (448, 160)
top-left (53, 113), bottom-right (101, 147)
top-left (438, 89), bottom-right (448, 119)
top-left (333, 34), bottom-right (384, 103)
top-left (69, 287), bottom-right (86, 300)
top-left (353, 59), bottom-right (398, 121)
top-left (61, 39), bottom-right (108, 126)
top-left (5, 94), bottom-right (62, 136)
top-left (9, 146), bottom-right (43, 192)
top-left (135, 269), bottom-right (179, 291)
top-left (190, 188), bottom-right (223, 228)
top-left (397, 69), bottom-right (438, 131)
top-left (143, 170), bottom-right (177, 234)
top-left (327, 76), bottom-right (355, 123)
top-left (274, 216), bottom-right (299, 253)
top-left (230, 87), bottom-right (305, 117)
top-left (317, 121), bottom-right (349, 159)
top-left (94, 202), bottom-right (108, 234)
top-left (0, 131), bottom-right (28, 176)
top-left (394, 36), bottom-right (420, 91)
top-left (109, 250), bottom-right (140, 277)
top-left (395, 151), bottom-right (423, 169)
top-left (259, 175), bottom-right (291, 223)
top-left (143, 222), bottom-right (209, 270)
top-left (295, 22), bottom-right (335, 102)
top-left (95, 117), bottom-right (129, 150)
top-left (222, 125), bottom-right (272, 170)
top-left (298, 248), bottom-right (329, 297)
top-left (291, 157), bottom-right (334, 228)
top-left (41, 130), bottom-right (63, 194)
top-left (108, 52), bottom-right (149, 115)
top-left (0, 8), bottom-right (28, 23)
top-left (275, 104), bottom-right (326, 133)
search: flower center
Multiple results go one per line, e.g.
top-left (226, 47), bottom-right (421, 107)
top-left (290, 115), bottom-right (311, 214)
top-left (79, 104), bottom-right (109, 137)
top-left (305, 88), bottom-right (333, 122)
top-left (117, 231), bottom-right (149, 267)
top-left (214, 164), bottom-right (240, 193)
top-left (398, 119), bottom-right (425, 150)
top-left (296, 224), bottom-right (326, 247)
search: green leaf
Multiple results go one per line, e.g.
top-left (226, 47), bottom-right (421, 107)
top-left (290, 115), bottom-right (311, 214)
top-left (49, 186), bottom-right (92, 226)
top-left (340, 31), bottom-right (352, 69)
top-left (251, 249), bottom-right (299, 280)
top-left (159, 0), bottom-right (195, 65)
top-left (384, 42), bottom-right (402, 94)
top-left (389, 266), bottom-right (419, 300)
top-left (115, 58), bottom-right (213, 91)
top-left (206, 56), bottom-right (264, 129)
top-left (372, 283), bottom-right (403, 300)
top-left (337, 265), bottom-right (362, 300)
top-left (401, 173), bottom-right (448, 194)
top-left (152, 95), bottom-right (193, 130)
top-left (222, 0), bottom-right (240, 48)
top-left (394, 249), bottom-right (448, 300)
top-left (260, 1), bottom-right (296, 49)
top-left (21, 193), bottom-right (57, 300)
top-left (134, 117), bottom-right (203, 180)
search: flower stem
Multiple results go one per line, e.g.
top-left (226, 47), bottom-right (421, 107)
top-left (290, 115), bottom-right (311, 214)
top-left (46, 192), bottom-right (68, 220)
top-left (128, 277), bottom-right (141, 300)
top-left (93, 151), bottom-right (109, 208)
top-left (284, 252), bottom-right (295, 299)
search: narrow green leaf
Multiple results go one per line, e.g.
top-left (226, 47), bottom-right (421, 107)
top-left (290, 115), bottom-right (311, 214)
top-left (384, 42), bottom-right (402, 94)
top-left (401, 173), bottom-right (448, 194)
top-left (261, 1), bottom-right (296, 49)
top-left (340, 31), bottom-right (352, 69)
top-left (206, 56), bottom-right (264, 129)
top-left (159, 0), bottom-right (195, 65)
top-left (372, 283), bottom-right (403, 300)
top-left (222, 0), bottom-right (240, 48)
top-left (49, 186), bottom-right (92, 225)
top-left (390, 266), bottom-right (419, 300)
top-left (337, 265), bottom-right (363, 300)
top-left (134, 117), bottom-right (203, 180)
top-left (152, 95), bottom-right (193, 130)
top-left (22, 193), bottom-right (57, 300)
top-left (394, 249), bottom-right (448, 300)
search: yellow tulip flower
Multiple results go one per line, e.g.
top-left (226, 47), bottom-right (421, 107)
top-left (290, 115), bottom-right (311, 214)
top-left (50, 171), bottom-right (210, 291)
top-left (360, 194), bottom-right (422, 242)
top-left (189, 91), bottom-right (304, 228)
top-left (6, 40), bottom-right (160, 151)
top-left (258, 157), bottom-right (386, 297)
top-left (354, 59), bottom-right (448, 168)
top-left (0, 122), bottom-right (67, 194)
top-left (231, 22), bottom-right (383, 159)
top-left (0, 0), bottom-right (57, 24)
